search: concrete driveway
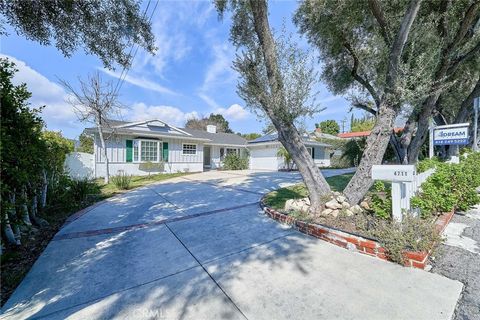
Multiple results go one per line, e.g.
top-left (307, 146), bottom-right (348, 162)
top-left (2, 169), bottom-right (462, 320)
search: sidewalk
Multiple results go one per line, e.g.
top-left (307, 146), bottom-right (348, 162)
top-left (431, 204), bottom-right (480, 320)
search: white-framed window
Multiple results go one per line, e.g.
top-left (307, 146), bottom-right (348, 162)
top-left (133, 139), bottom-right (162, 162)
top-left (182, 143), bottom-right (197, 155)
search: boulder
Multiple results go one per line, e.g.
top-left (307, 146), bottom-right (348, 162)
top-left (325, 199), bottom-right (342, 210)
top-left (285, 198), bottom-right (310, 212)
top-left (351, 205), bottom-right (363, 214)
top-left (337, 195), bottom-right (346, 203)
top-left (322, 208), bottom-right (333, 215)
top-left (360, 201), bottom-right (370, 210)
top-left (331, 209), bottom-right (340, 218)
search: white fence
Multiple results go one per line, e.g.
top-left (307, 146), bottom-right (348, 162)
top-left (64, 152), bottom-right (94, 180)
top-left (372, 165), bottom-right (436, 221)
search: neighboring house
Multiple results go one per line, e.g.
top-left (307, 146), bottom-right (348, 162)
top-left (84, 119), bottom-right (248, 177)
top-left (247, 133), bottom-right (331, 171)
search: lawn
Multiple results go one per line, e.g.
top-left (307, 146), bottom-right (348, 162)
top-left (97, 172), bottom-right (190, 198)
top-left (263, 173), bottom-right (354, 209)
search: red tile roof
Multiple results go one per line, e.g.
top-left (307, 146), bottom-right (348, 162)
top-left (337, 128), bottom-right (403, 139)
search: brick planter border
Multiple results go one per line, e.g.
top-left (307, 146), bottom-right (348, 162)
top-left (260, 198), bottom-right (455, 269)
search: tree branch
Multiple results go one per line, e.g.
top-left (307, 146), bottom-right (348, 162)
top-left (447, 1), bottom-right (480, 52)
top-left (343, 41), bottom-right (381, 107)
top-left (447, 41), bottom-right (480, 75)
top-left (386, 0), bottom-right (422, 88)
top-left (352, 102), bottom-right (377, 116)
top-left (368, 0), bottom-right (392, 46)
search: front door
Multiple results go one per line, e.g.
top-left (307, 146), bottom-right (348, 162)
top-left (204, 146), bottom-right (211, 167)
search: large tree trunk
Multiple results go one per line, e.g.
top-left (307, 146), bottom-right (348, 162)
top-left (343, 104), bottom-right (397, 204)
top-left (97, 124), bottom-right (110, 184)
top-left (343, 0), bottom-right (422, 204)
top-left (277, 123), bottom-right (332, 213)
top-left (249, 0), bottom-right (331, 212)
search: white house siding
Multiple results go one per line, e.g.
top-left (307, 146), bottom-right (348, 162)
top-left (94, 134), bottom-right (204, 177)
top-left (249, 144), bottom-right (282, 171)
top-left (248, 144), bottom-right (330, 171)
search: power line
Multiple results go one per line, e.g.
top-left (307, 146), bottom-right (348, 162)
top-left (112, 0), bottom-right (157, 97)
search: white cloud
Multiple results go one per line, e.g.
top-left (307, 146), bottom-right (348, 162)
top-left (215, 104), bottom-right (250, 121)
top-left (127, 102), bottom-right (198, 127)
top-left (0, 54), bottom-right (79, 132)
top-left (198, 43), bottom-right (236, 108)
top-left (100, 68), bottom-right (177, 95)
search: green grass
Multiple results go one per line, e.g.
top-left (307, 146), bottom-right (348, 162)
top-left (97, 172), bottom-right (190, 198)
top-left (263, 173), bottom-right (354, 210)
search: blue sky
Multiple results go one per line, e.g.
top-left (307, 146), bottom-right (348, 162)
top-left (0, 0), bottom-right (355, 139)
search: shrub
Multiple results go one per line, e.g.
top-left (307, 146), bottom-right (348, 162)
top-left (366, 214), bottom-right (441, 264)
top-left (370, 181), bottom-right (392, 219)
top-left (411, 152), bottom-right (480, 217)
top-left (111, 171), bottom-right (132, 190)
top-left (416, 157), bottom-right (440, 173)
top-left (223, 153), bottom-right (249, 170)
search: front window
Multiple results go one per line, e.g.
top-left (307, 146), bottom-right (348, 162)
top-left (183, 144), bottom-right (197, 155)
top-left (307, 147), bottom-right (313, 158)
top-left (133, 139), bottom-right (161, 162)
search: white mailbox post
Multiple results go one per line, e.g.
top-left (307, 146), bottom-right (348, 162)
top-left (371, 165), bottom-right (416, 222)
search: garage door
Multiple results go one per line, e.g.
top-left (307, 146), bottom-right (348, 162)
top-left (249, 146), bottom-right (281, 170)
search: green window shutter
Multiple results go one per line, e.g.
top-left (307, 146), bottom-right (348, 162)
top-left (311, 147), bottom-right (315, 159)
top-left (162, 142), bottom-right (169, 162)
top-left (126, 140), bottom-right (133, 162)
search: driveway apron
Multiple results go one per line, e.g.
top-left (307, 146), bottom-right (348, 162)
top-left (1, 169), bottom-right (462, 320)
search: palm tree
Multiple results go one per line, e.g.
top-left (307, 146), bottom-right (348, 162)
top-left (277, 147), bottom-right (293, 171)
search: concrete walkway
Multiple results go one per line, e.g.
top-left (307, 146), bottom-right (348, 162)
top-left (2, 169), bottom-right (462, 319)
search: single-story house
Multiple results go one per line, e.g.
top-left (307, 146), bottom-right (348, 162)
top-left (84, 119), bottom-right (248, 177)
top-left (247, 133), bottom-right (331, 171)
top-left (84, 119), bottom-right (332, 177)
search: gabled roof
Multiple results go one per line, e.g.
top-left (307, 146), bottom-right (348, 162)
top-left (181, 128), bottom-right (247, 146)
top-left (84, 119), bottom-right (247, 146)
top-left (248, 133), bottom-right (331, 147)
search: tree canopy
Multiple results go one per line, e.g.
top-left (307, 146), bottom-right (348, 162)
top-left (0, 0), bottom-right (156, 69)
top-left (185, 114), bottom-right (233, 133)
top-left (316, 120), bottom-right (340, 135)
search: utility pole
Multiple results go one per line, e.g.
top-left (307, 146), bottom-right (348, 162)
top-left (474, 97), bottom-right (479, 151)
top-left (340, 118), bottom-right (346, 133)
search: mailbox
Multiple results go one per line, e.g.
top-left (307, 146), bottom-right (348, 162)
top-left (371, 165), bottom-right (415, 182)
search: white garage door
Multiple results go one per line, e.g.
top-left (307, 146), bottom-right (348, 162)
top-left (249, 146), bottom-right (281, 171)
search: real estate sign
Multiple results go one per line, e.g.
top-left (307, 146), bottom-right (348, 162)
top-left (433, 123), bottom-right (470, 146)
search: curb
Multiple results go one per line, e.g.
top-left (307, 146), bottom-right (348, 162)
top-left (259, 197), bottom-right (455, 269)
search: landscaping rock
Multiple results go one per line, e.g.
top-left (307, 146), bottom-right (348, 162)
top-left (345, 209), bottom-right (354, 216)
top-left (337, 195), bottom-right (346, 203)
top-left (351, 205), bottom-right (363, 214)
top-left (331, 209), bottom-right (340, 218)
top-left (325, 199), bottom-right (342, 210)
top-left (341, 202), bottom-right (350, 210)
top-left (285, 198), bottom-right (310, 213)
top-left (360, 201), bottom-right (370, 210)
top-left (322, 208), bottom-right (333, 215)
